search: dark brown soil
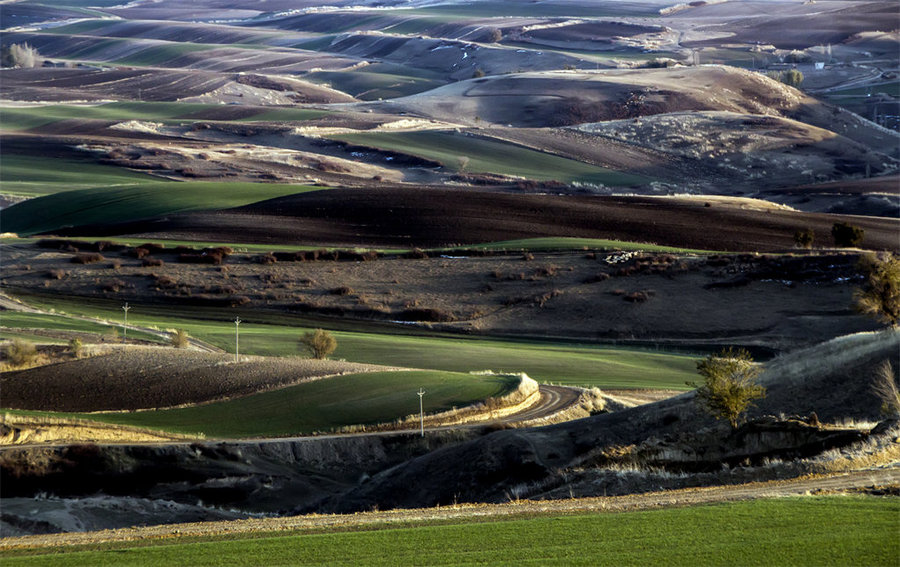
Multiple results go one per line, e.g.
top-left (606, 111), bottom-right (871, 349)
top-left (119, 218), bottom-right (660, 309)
top-left (1, 350), bottom-right (390, 412)
top-left (80, 188), bottom-right (900, 252)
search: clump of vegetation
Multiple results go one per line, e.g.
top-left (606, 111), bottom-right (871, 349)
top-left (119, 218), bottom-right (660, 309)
top-left (766, 69), bottom-right (804, 87)
top-left (170, 328), bottom-right (190, 349)
top-left (68, 338), bottom-right (83, 358)
top-left (1, 42), bottom-right (40, 68)
top-left (855, 253), bottom-right (899, 326)
top-left (71, 253), bottom-right (105, 264)
top-left (330, 286), bottom-right (354, 296)
top-left (300, 329), bottom-right (337, 359)
top-left (488, 28), bottom-right (503, 43)
top-left (4, 338), bottom-right (38, 368)
top-left (688, 347), bottom-right (766, 429)
top-left (142, 257), bottom-right (164, 267)
top-left (872, 360), bottom-right (900, 417)
top-left (793, 228), bottom-right (814, 249)
top-left (832, 221), bottom-right (864, 247)
top-left (473, 68), bottom-right (486, 78)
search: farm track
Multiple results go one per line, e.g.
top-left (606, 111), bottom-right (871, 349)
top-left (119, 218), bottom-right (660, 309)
top-left (2, 467), bottom-right (896, 549)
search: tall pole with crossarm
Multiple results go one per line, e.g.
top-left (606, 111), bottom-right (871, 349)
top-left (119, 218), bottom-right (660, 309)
top-left (122, 302), bottom-right (130, 342)
top-left (234, 317), bottom-right (241, 363)
top-left (417, 388), bottom-right (425, 437)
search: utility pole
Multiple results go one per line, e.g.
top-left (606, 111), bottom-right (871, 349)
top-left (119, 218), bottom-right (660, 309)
top-left (417, 388), bottom-right (426, 437)
top-left (122, 302), bottom-right (130, 342)
top-left (234, 317), bottom-right (241, 363)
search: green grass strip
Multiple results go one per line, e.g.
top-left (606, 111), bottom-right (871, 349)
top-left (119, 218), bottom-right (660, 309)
top-left (2, 497), bottom-right (896, 566)
top-left (10, 295), bottom-right (698, 389)
top-left (455, 237), bottom-right (713, 254)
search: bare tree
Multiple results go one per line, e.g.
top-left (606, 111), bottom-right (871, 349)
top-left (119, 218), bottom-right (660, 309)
top-left (872, 360), bottom-right (900, 417)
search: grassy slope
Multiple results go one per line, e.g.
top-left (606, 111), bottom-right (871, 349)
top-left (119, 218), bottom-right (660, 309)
top-left (3, 497), bottom-right (896, 566)
top-left (0, 155), bottom-right (161, 196)
top-left (1, 182), bottom-right (322, 236)
top-left (10, 295), bottom-right (698, 389)
top-left (79, 370), bottom-right (517, 437)
top-left (332, 130), bottom-right (644, 186)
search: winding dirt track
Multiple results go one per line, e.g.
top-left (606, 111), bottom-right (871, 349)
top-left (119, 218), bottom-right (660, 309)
top-left (2, 468), bottom-right (895, 549)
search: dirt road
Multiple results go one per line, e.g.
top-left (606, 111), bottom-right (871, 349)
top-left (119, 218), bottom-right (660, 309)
top-left (2, 468), bottom-right (895, 549)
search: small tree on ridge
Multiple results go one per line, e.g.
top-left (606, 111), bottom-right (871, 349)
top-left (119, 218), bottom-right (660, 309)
top-left (300, 329), bottom-right (337, 359)
top-left (688, 347), bottom-right (766, 429)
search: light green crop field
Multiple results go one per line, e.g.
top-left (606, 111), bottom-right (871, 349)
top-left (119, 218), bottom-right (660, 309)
top-left (0, 312), bottom-right (161, 344)
top-left (11, 295), bottom-right (698, 389)
top-left (69, 370), bottom-right (517, 437)
top-left (333, 130), bottom-right (644, 186)
top-left (3, 497), bottom-right (895, 566)
top-left (1, 182), bottom-right (322, 236)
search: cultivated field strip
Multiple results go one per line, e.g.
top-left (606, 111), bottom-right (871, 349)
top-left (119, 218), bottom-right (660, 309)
top-left (2, 468), bottom-right (895, 550)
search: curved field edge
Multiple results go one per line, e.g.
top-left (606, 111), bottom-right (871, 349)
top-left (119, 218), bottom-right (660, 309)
top-left (4, 293), bottom-right (700, 389)
top-left (0, 236), bottom-right (716, 255)
top-left (330, 130), bottom-right (646, 186)
top-left (0, 183), bottom-right (324, 236)
top-left (1, 497), bottom-right (896, 566)
top-left (1, 370), bottom-right (519, 438)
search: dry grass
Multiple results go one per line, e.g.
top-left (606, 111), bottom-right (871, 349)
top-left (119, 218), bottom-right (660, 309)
top-left (759, 330), bottom-right (900, 388)
top-left (0, 412), bottom-right (201, 445)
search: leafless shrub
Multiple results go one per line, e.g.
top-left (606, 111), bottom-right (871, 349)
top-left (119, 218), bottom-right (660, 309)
top-left (2, 43), bottom-right (40, 68)
top-left (256, 253), bottom-right (277, 264)
top-left (330, 286), bottom-right (354, 296)
top-left (872, 360), bottom-right (900, 416)
top-left (46, 269), bottom-right (67, 280)
top-left (522, 252), bottom-right (534, 262)
top-left (584, 273), bottom-right (611, 284)
top-left (102, 280), bottom-right (128, 293)
top-left (71, 253), bottom-right (105, 264)
top-left (4, 339), bottom-right (38, 367)
top-left (141, 257), bottom-right (164, 267)
top-left (109, 260), bottom-right (122, 270)
top-left (624, 290), bottom-right (654, 303)
top-left (170, 328), bottom-right (190, 349)
top-left (404, 248), bottom-right (429, 259)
